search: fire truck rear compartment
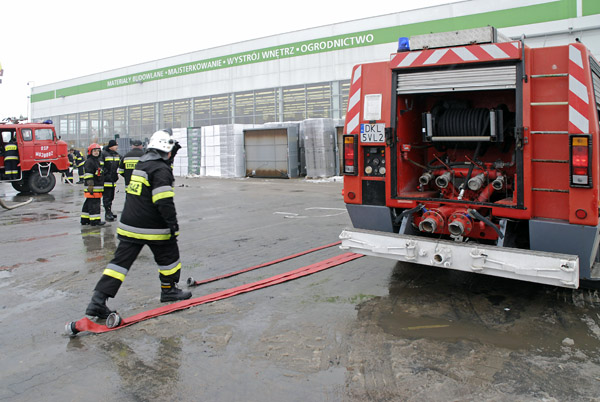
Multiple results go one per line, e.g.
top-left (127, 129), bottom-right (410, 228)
top-left (391, 85), bottom-right (518, 240)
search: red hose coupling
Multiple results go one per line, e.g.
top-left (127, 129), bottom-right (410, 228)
top-left (448, 211), bottom-right (473, 236)
top-left (419, 209), bottom-right (445, 233)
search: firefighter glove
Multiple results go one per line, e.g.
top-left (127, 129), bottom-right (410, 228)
top-left (88, 185), bottom-right (94, 194)
top-left (169, 224), bottom-right (179, 238)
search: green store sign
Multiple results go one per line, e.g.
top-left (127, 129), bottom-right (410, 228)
top-left (31, 0), bottom-right (600, 103)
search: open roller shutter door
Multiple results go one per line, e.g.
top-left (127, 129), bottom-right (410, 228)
top-left (245, 128), bottom-right (290, 178)
top-left (397, 65), bottom-right (517, 94)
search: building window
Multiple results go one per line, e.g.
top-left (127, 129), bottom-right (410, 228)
top-left (234, 91), bottom-right (254, 124)
top-left (89, 111), bottom-right (100, 145)
top-left (173, 99), bottom-right (190, 128)
top-left (67, 114), bottom-right (77, 145)
top-left (141, 104), bottom-right (155, 138)
top-left (283, 85), bottom-right (306, 121)
top-left (102, 110), bottom-right (113, 142)
top-left (78, 112), bottom-right (89, 148)
top-left (113, 108), bottom-right (126, 139)
top-left (211, 94), bottom-right (230, 125)
top-left (193, 96), bottom-right (210, 127)
top-left (160, 102), bottom-right (174, 129)
top-left (128, 105), bottom-right (142, 137)
top-left (340, 80), bottom-right (351, 119)
top-left (254, 89), bottom-right (277, 124)
top-left (58, 117), bottom-right (67, 140)
top-left (306, 82), bottom-right (331, 118)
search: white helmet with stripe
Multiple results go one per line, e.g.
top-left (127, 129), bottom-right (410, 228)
top-left (148, 129), bottom-right (175, 153)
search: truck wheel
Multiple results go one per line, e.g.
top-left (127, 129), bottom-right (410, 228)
top-left (28, 171), bottom-right (56, 194)
top-left (11, 179), bottom-right (31, 193)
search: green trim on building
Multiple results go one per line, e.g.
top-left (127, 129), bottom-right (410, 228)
top-left (31, 91), bottom-right (55, 102)
top-left (583, 0), bottom-right (600, 15)
top-left (32, 0), bottom-right (594, 103)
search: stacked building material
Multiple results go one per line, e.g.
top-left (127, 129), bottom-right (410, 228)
top-left (200, 124), bottom-right (246, 178)
top-left (171, 128), bottom-right (188, 177)
top-left (300, 118), bottom-right (336, 178)
top-left (187, 128), bottom-right (201, 175)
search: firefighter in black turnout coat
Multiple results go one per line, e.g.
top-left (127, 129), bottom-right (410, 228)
top-left (73, 148), bottom-right (85, 183)
top-left (4, 133), bottom-right (19, 180)
top-left (102, 140), bottom-right (120, 221)
top-left (80, 143), bottom-right (105, 226)
top-left (85, 130), bottom-right (191, 319)
top-left (118, 139), bottom-right (144, 186)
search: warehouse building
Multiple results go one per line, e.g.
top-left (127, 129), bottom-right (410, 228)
top-left (30, 0), bottom-right (600, 177)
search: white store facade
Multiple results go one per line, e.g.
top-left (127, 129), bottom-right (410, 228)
top-left (29, 0), bottom-right (600, 176)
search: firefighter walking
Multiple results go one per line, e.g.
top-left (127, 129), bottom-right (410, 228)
top-left (85, 130), bottom-right (191, 319)
top-left (102, 140), bottom-right (120, 222)
top-left (80, 143), bottom-right (105, 226)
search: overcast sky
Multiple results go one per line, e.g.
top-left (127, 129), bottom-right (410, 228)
top-left (0, 0), bottom-right (459, 119)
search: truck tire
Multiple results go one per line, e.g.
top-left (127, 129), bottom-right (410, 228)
top-left (28, 171), bottom-right (56, 194)
top-left (11, 179), bottom-right (31, 193)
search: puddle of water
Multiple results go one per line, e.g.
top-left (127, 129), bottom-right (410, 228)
top-left (363, 262), bottom-right (600, 355)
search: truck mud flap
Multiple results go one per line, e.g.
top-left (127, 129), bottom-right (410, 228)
top-left (340, 228), bottom-right (579, 289)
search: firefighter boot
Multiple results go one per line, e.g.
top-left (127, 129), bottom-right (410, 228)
top-left (85, 290), bottom-right (116, 319)
top-left (105, 211), bottom-right (115, 222)
top-left (106, 208), bottom-right (117, 220)
top-left (160, 281), bottom-right (192, 302)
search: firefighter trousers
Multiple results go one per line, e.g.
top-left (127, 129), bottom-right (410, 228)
top-left (4, 159), bottom-right (19, 180)
top-left (94, 239), bottom-right (182, 297)
top-left (81, 197), bottom-right (102, 225)
top-left (103, 185), bottom-right (115, 211)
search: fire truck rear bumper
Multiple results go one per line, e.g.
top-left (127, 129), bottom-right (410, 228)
top-left (339, 228), bottom-right (579, 289)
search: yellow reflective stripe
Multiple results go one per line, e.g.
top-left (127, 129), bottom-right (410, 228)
top-left (103, 268), bottom-right (125, 282)
top-left (4, 156), bottom-right (18, 160)
top-left (5, 145), bottom-right (17, 150)
top-left (117, 227), bottom-right (171, 241)
top-left (158, 262), bottom-right (181, 276)
top-left (104, 183), bottom-right (117, 187)
top-left (152, 191), bottom-right (174, 203)
top-left (130, 175), bottom-right (150, 186)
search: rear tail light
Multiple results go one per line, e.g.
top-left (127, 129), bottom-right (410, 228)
top-left (570, 135), bottom-right (592, 187)
top-left (343, 134), bottom-right (358, 175)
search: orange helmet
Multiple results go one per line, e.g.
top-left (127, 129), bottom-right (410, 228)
top-left (87, 143), bottom-right (101, 155)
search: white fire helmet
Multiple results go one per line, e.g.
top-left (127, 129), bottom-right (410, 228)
top-left (148, 130), bottom-right (175, 153)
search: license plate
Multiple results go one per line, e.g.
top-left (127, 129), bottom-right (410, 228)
top-left (360, 123), bottom-right (385, 143)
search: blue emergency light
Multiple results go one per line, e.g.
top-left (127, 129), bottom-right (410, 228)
top-left (397, 37), bottom-right (410, 52)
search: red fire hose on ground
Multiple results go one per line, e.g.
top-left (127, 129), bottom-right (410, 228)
top-left (66, 242), bottom-right (362, 336)
top-left (186, 241), bottom-right (342, 286)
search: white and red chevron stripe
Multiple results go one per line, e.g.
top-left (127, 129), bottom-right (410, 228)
top-left (568, 44), bottom-right (590, 134)
top-left (390, 41), bottom-right (521, 69)
top-left (345, 65), bottom-right (362, 134)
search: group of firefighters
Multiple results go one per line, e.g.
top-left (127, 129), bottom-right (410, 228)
top-left (76, 130), bottom-right (192, 321)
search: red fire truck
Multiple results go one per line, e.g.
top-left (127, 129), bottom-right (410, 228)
top-left (0, 119), bottom-right (70, 194)
top-left (340, 27), bottom-right (600, 289)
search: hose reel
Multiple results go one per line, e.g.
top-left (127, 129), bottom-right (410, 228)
top-left (422, 104), bottom-right (507, 144)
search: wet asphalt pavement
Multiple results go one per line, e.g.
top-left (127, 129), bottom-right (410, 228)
top-left (1, 176), bottom-right (600, 401)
